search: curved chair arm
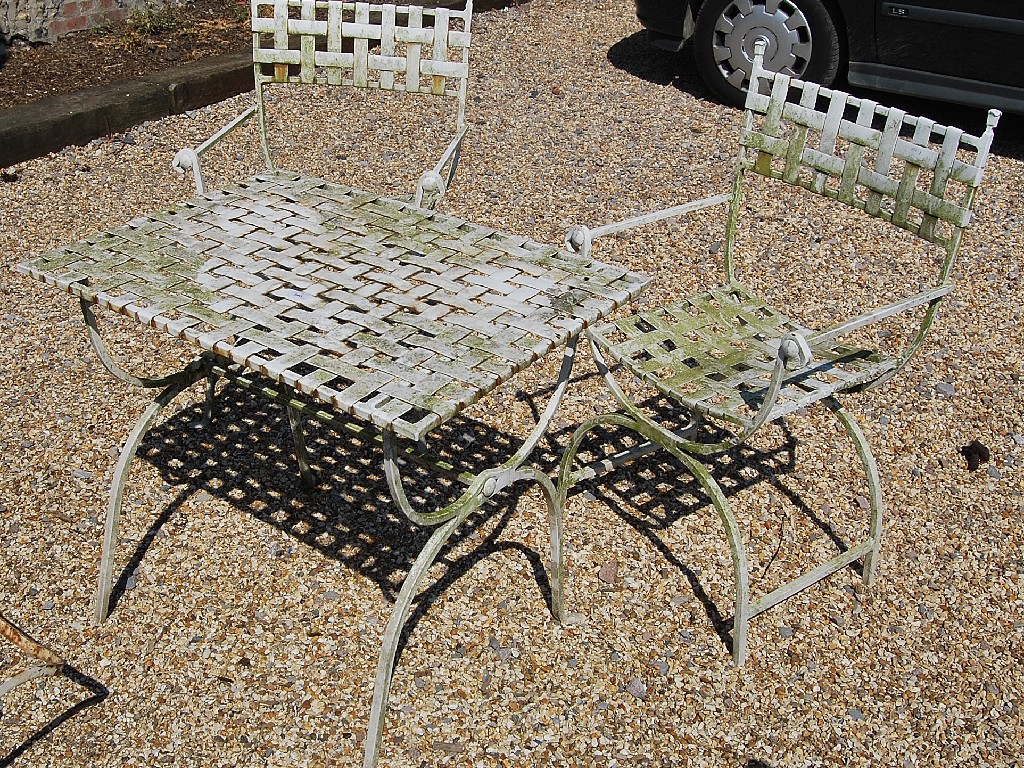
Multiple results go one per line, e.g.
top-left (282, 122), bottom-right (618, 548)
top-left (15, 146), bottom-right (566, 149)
top-left (414, 170), bottom-right (447, 210)
top-left (172, 105), bottom-right (258, 194)
top-left (806, 284), bottom-right (953, 393)
top-left (718, 330), bottom-right (812, 446)
top-left (565, 193), bottom-right (732, 259)
top-left (414, 126), bottom-right (468, 209)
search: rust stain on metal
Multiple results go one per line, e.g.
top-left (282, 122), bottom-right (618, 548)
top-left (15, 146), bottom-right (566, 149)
top-left (1, 613), bottom-right (64, 669)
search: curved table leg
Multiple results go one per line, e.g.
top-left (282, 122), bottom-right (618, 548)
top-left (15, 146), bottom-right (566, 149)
top-left (362, 511), bottom-right (468, 768)
top-left (362, 340), bottom-right (581, 766)
top-left (81, 299), bottom-right (188, 389)
top-left (363, 464), bottom-right (564, 767)
top-left (93, 366), bottom-right (209, 625)
top-left (196, 372), bottom-right (218, 429)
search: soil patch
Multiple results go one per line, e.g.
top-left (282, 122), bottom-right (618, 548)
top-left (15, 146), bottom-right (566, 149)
top-left (0, 0), bottom-right (250, 109)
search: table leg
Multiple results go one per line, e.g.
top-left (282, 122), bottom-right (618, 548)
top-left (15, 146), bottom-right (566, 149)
top-left (361, 339), bottom-right (579, 765)
top-left (287, 406), bottom-right (315, 488)
top-left (79, 297), bottom-right (216, 623)
top-left (362, 462), bottom-right (562, 766)
top-left (81, 299), bottom-right (190, 389)
top-left (361, 511), bottom-right (467, 768)
top-left (93, 365), bottom-right (210, 625)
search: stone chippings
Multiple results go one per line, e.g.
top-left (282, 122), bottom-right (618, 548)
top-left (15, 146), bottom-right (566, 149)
top-left (1, 0), bottom-right (1023, 765)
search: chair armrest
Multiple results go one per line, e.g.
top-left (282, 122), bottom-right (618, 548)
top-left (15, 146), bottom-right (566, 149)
top-left (807, 284), bottom-right (952, 347)
top-left (810, 283), bottom-right (953, 392)
top-left (172, 105), bottom-right (258, 194)
top-left (415, 126), bottom-right (469, 209)
top-left (760, 286), bottom-right (951, 392)
top-left (565, 193), bottom-right (732, 258)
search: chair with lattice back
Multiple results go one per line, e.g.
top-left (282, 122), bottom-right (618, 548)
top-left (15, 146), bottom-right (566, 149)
top-left (173, 0), bottom-right (473, 208)
top-left (556, 41), bottom-right (1000, 665)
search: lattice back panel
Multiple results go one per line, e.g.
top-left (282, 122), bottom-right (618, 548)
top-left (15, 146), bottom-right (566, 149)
top-left (739, 67), bottom-right (999, 251)
top-left (251, 0), bottom-right (472, 99)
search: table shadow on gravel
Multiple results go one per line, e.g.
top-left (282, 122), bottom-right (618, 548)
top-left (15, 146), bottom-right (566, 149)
top-left (106, 381), bottom-right (559, 657)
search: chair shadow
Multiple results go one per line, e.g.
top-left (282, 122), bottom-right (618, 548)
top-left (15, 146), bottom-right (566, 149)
top-left (110, 380), bottom-right (557, 663)
top-left (0, 666), bottom-right (108, 768)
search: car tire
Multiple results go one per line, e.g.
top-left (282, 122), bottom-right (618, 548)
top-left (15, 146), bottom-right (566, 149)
top-left (693, 0), bottom-right (841, 108)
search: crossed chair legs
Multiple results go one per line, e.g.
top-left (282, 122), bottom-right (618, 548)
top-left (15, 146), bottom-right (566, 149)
top-left (553, 350), bottom-right (884, 667)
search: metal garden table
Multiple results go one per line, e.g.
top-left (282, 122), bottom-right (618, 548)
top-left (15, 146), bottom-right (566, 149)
top-left (18, 169), bottom-right (649, 766)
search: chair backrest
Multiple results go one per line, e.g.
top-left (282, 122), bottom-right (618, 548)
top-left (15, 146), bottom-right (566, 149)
top-left (250, 0), bottom-right (473, 162)
top-left (724, 44), bottom-right (1000, 287)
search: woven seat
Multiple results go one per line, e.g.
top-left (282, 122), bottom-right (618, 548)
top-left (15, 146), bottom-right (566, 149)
top-left (589, 283), bottom-right (898, 429)
top-left (557, 41), bottom-right (1000, 666)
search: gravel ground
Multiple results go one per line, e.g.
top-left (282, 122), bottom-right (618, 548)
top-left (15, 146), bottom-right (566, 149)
top-left (2, 0), bottom-right (1023, 765)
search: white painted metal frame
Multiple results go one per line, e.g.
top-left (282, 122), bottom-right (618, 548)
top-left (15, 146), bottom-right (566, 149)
top-left (19, 168), bottom-right (649, 767)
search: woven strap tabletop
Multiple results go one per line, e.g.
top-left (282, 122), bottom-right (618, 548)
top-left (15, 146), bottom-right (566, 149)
top-left (20, 171), bottom-right (649, 440)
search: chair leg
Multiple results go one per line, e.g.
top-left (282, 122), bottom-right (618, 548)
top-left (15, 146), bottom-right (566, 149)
top-left (664, 444), bottom-right (751, 667)
top-left (287, 406), bottom-right (315, 488)
top-left (523, 469), bottom-right (566, 623)
top-left (94, 373), bottom-right (204, 624)
top-left (827, 397), bottom-right (884, 585)
top-left (555, 413), bottom-right (636, 624)
top-left (557, 413), bottom-right (753, 666)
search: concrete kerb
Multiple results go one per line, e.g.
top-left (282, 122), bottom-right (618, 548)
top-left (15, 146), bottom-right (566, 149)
top-left (0, 52), bottom-right (254, 167)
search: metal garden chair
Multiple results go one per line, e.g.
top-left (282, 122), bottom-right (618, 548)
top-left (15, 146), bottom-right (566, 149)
top-left (173, 0), bottom-right (473, 208)
top-left (556, 42), bottom-right (1000, 666)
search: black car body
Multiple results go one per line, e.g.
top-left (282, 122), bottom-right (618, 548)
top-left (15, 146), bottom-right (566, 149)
top-left (637, 0), bottom-right (1024, 114)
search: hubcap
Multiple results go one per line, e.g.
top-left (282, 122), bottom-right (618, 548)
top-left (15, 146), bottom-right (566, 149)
top-left (712, 0), bottom-right (813, 89)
